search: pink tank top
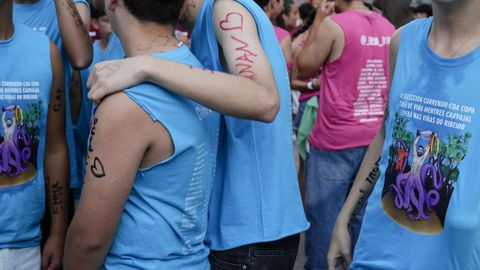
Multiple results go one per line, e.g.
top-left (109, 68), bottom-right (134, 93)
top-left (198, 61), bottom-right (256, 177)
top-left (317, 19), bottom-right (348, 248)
top-left (309, 10), bottom-right (395, 150)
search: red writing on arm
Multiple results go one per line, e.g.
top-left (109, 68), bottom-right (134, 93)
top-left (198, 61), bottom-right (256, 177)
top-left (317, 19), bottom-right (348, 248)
top-left (219, 12), bottom-right (258, 80)
top-left (220, 12), bottom-right (244, 31)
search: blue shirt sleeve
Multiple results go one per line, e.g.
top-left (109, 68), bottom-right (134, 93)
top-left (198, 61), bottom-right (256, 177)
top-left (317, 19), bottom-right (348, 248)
top-left (73, 0), bottom-right (90, 12)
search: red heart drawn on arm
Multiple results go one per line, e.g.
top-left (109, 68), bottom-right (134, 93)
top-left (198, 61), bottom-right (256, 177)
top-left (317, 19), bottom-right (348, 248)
top-left (219, 12), bottom-right (244, 31)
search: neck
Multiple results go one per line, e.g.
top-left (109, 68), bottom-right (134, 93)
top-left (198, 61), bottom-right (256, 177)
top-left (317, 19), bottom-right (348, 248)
top-left (0, 0), bottom-right (14, 40)
top-left (113, 15), bottom-right (178, 57)
top-left (430, 0), bottom-right (480, 57)
top-left (99, 33), bottom-right (111, 51)
top-left (341, 0), bottom-right (368, 12)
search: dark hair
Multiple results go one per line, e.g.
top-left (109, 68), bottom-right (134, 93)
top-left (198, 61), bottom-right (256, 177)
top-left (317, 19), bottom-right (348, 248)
top-left (413, 4), bottom-right (432, 17)
top-left (91, 7), bottom-right (106, 19)
top-left (298, 2), bottom-right (314, 21)
top-left (275, 0), bottom-right (294, 29)
top-left (123, 0), bottom-right (184, 25)
top-left (254, 0), bottom-right (270, 8)
top-left (292, 8), bottom-right (315, 39)
top-left (373, 0), bottom-right (414, 29)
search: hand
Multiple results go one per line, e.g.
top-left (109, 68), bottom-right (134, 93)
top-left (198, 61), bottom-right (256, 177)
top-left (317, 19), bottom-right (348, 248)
top-left (316, 0), bottom-right (335, 20)
top-left (87, 56), bottom-right (147, 102)
top-left (41, 234), bottom-right (65, 270)
top-left (327, 221), bottom-right (352, 270)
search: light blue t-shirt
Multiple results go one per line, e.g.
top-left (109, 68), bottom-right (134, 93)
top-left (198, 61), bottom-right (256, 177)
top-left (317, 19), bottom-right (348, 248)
top-left (13, 0), bottom-right (90, 189)
top-left (0, 24), bottom-right (52, 248)
top-left (190, 0), bottom-right (309, 250)
top-left (73, 33), bottom-right (125, 198)
top-left (351, 18), bottom-right (480, 270)
top-left (102, 45), bottom-right (220, 270)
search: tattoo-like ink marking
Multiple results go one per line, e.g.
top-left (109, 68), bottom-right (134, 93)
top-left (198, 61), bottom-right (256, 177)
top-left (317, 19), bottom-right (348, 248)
top-left (90, 156), bottom-right (106, 179)
top-left (86, 117), bottom-right (98, 167)
top-left (51, 181), bottom-right (63, 215)
top-left (351, 157), bottom-right (381, 220)
top-left (53, 88), bottom-right (64, 112)
top-left (62, 0), bottom-right (87, 33)
top-left (218, 12), bottom-right (258, 80)
top-left (219, 12), bottom-right (244, 31)
top-left (135, 33), bottom-right (177, 53)
top-left (230, 36), bottom-right (257, 80)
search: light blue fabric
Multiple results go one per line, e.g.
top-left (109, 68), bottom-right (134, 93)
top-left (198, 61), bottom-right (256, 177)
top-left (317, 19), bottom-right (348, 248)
top-left (73, 34), bottom-right (125, 199)
top-left (13, 0), bottom-right (91, 189)
top-left (190, 0), bottom-right (309, 250)
top-left (352, 18), bottom-right (480, 270)
top-left (102, 45), bottom-right (220, 270)
top-left (0, 24), bottom-right (52, 248)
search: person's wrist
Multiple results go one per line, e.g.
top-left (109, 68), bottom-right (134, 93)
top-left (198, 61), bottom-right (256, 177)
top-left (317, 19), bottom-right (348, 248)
top-left (139, 55), bottom-right (154, 82)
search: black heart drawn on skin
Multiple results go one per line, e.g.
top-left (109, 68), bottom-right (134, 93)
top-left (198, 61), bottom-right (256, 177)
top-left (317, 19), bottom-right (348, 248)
top-left (219, 12), bottom-right (244, 31)
top-left (91, 157), bottom-right (106, 179)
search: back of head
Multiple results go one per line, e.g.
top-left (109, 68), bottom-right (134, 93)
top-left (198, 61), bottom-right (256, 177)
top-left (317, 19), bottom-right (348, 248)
top-left (298, 2), bottom-right (314, 21)
top-left (373, 0), bottom-right (414, 29)
top-left (414, 4), bottom-right (433, 18)
top-left (254, 0), bottom-right (270, 9)
top-left (123, 0), bottom-right (184, 25)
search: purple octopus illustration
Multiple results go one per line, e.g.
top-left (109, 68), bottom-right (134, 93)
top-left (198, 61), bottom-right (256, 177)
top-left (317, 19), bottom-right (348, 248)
top-left (389, 130), bottom-right (445, 221)
top-left (0, 105), bottom-right (32, 177)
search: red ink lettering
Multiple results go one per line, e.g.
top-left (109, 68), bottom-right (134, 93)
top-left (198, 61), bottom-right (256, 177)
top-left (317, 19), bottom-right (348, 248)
top-left (220, 12), bottom-right (244, 31)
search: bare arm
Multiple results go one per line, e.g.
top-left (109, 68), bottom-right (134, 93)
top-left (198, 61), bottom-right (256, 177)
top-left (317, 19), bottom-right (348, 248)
top-left (296, 1), bottom-right (335, 78)
top-left (55, 0), bottom-right (92, 69)
top-left (42, 42), bottom-right (69, 270)
top-left (326, 27), bottom-right (402, 270)
top-left (87, 0), bottom-right (281, 122)
top-left (64, 93), bottom-right (154, 270)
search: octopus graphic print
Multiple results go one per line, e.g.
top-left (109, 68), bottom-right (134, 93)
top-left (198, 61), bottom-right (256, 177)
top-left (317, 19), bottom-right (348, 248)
top-left (381, 112), bottom-right (472, 234)
top-left (0, 102), bottom-right (41, 188)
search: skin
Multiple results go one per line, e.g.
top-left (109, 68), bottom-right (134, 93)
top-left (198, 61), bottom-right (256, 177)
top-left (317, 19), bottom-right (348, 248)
top-left (86, 0), bottom-right (283, 123)
top-left (0, 2), bottom-right (69, 269)
top-left (64, 1), bottom-right (187, 269)
top-left (283, 4), bottom-right (299, 30)
top-left (14, 0), bottom-right (92, 69)
top-left (327, 0), bottom-right (480, 269)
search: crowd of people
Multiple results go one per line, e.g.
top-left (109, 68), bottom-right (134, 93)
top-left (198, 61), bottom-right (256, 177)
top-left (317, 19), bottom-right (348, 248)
top-left (1, 0), bottom-right (479, 269)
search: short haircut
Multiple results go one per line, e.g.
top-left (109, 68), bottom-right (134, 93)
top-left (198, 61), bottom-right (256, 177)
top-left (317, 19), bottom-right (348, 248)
top-left (254, 0), bottom-right (270, 8)
top-left (123, 0), bottom-right (184, 25)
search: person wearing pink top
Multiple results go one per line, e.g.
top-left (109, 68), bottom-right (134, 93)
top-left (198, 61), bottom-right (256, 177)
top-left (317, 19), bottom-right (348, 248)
top-left (297, 0), bottom-right (394, 269)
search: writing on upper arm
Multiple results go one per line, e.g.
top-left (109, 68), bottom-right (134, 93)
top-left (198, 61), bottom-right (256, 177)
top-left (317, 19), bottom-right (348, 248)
top-left (219, 12), bottom-right (258, 80)
top-left (86, 117), bottom-right (106, 179)
top-left (62, 0), bottom-right (87, 33)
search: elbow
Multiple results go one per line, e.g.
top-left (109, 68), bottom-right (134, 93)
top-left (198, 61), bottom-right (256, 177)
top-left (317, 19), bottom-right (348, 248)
top-left (257, 91), bottom-right (280, 123)
top-left (66, 227), bottom-right (110, 258)
top-left (70, 52), bottom-right (93, 70)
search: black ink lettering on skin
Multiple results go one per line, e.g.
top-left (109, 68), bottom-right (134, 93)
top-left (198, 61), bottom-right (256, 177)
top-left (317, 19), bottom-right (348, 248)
top-left (62, 0), bottom-right (87, 33)
top-left (51, 181), bottom-right (63, 215)
top-left (86, 117), bottom-right (98, 167)
top-left (351, 157), bottom-right (381, 221)
top-left (53, 88), bottom-right (63, 112)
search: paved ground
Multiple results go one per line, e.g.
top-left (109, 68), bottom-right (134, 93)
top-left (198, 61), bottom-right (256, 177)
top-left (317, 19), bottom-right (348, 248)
top-left (294, 234), bottom-right (307, 270)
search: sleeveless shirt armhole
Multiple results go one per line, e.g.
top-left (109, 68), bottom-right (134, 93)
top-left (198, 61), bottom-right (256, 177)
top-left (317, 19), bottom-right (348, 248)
top-left (123, 92), bottom-right (177, 172)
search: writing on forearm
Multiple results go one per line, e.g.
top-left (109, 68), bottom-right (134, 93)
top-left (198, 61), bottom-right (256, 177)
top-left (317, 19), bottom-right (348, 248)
top-left (219, 12), bottom-right (257, 80)
top-left (351, 157), bottom-right (381, 219)
top-left (86, 118), bottom-right (106, 179)
top-left (53, 88), bottom-right (64, 113)
top-left (51, 180), bottom-right (64, 214)
top-left (61, 0), bottom-right (87, 33)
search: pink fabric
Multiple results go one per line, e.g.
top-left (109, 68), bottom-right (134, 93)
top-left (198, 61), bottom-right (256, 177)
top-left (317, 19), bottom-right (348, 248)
top-left (309, 10), bottom-right (395, 150)
top-left (274, 26), bottom-right (290, 43)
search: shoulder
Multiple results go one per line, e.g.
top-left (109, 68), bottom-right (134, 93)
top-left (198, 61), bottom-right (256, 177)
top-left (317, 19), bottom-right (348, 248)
top-left (95, 92), bottom-right (150, 132)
